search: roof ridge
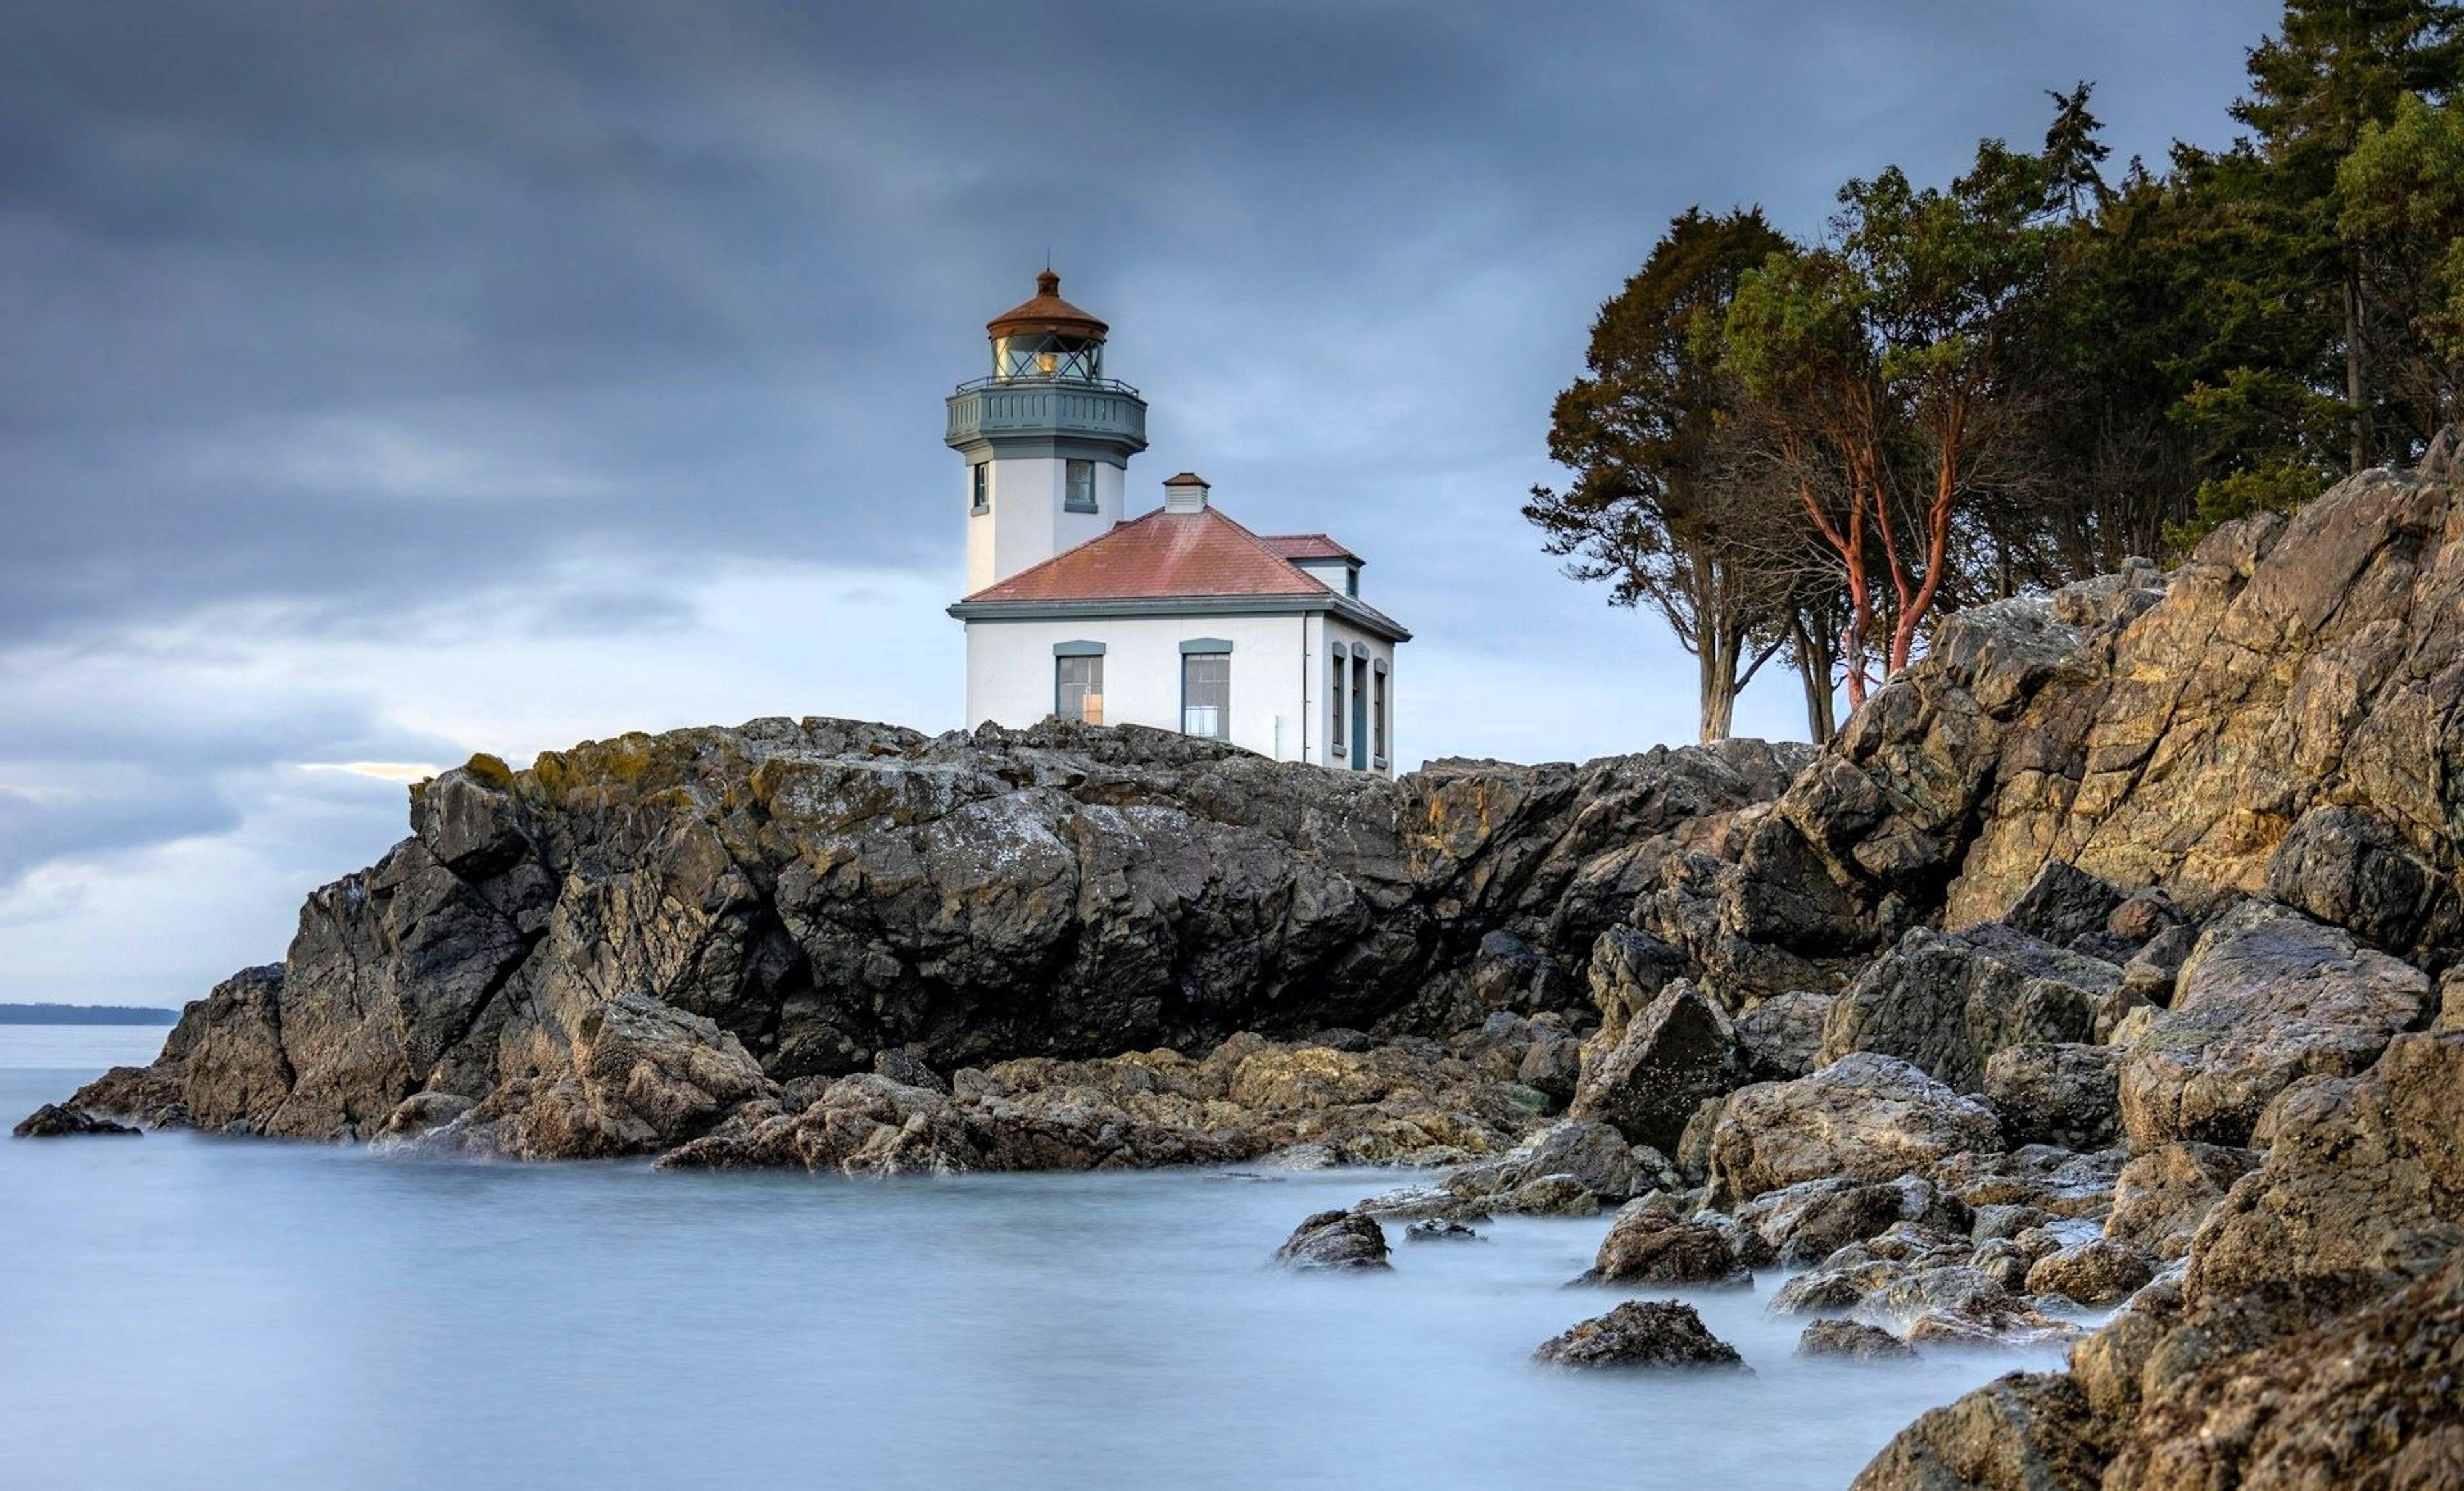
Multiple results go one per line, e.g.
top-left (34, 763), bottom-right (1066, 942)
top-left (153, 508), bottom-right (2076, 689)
top-left (1201, 506), bottom-right (1338, 595)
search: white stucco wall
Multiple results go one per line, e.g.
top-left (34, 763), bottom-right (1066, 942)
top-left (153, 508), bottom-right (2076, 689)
top-left (965, 609), bottom-right (1398, 775)
top-left (965, 613), bottom-right (1313, 760)
top-left (1309, 616), bottom-right (1398, 772)
top-left (963, 455), bottom-right (1128, 594)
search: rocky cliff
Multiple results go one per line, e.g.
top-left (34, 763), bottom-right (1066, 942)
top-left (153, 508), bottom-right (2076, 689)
top-left (46, 715), bottom-right (1803, 1159)
top-left (31, 430), bottom-right (2464, 1489)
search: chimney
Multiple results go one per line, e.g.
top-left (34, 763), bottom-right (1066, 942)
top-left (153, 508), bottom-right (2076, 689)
top-left (1161, 472), bottom-right (1210, 513)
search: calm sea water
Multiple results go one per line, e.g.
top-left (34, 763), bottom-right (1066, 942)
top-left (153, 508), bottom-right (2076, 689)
top-left (2, 1026), bottom-right (2060, 1490)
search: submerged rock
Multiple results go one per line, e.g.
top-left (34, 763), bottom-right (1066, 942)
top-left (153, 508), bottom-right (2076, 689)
top-left (1798, 1319), bottom-right (1919, 1362)
top-left (1530, 1300), bottom-right (1745, 1370)
top-left (1274, 1210), bottom-right (1390, 1272)
top-left (12, 1104), bottom-right (139, 1138)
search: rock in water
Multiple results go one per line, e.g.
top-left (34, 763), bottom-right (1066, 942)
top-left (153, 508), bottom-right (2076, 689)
top-left (1578, 1207), bottom-right (1750, 1288)
top-left (1273, 1209), bottom-right (1390, 1271)
top-left (1403, 1218), bottom-right (1480, 1243)
top-left (1798, 1320), bottom-right (1918, 1361)
top-left (12, 1104), bottom-right (139, 1138)
top-left (1530, 1300), bottom-right (1745, 1370)
top-left (1850, 1372), bottom-right (2112, 1491)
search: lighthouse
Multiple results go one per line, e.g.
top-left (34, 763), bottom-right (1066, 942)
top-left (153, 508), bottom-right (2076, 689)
top-left (945, 269), bottom-right (1150, 596)
top-left (945, 269), bottom-right (1410, 772)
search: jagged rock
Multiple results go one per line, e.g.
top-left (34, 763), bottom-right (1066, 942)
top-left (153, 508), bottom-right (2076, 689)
top-left (1583, 926), bottom-right (1688, 1045)
top-left (1566, 978), bottom-right (1736, 1152)
top-left (2026, 1239), bottom-right (2155, 1306)
top-left (1733, 990), bottom-right (1835, 1082)
top-left (12, 1104), bottom-right (139, 1137)
top-left (2104, 889), bottom-right (2178, 945)
top-left (1821, 924), bottom-right (2117, 1093)
top-left (1274, 1210), bottom-right (1390, 1271)
top-left (1983, 1042), bottom-right (2122, 1150)
top-left (1499, 1173), bottom-right (1601, 1217)
top-left (1514, 1030), bottom-right (1584, 1103)
top-left (58, 1064), bottom-right (187, 1129)
top-left (1708, 1053), bottom-right (2001, 1206)
top-left (1530, 1300), bottom-right (1745, 1370)
top-left (1579, 1207), bottom-right (1750, 1288)
top-left (40, 721), bottom-right (1808, 1155)
top-left (2264, 803), bottom-right (2454, 953)
top-left (1468, 930), bottom-right (1572, 1015)
top-left (2118, 899), bottom-right (2431, 1150)
top-left (2105, 1142), bottom-right (2257, 1261)
top-left (1971, 1203), bottom-right (2058, 1242)
top-left (1929, 1145), bottom-right (2124, 1220)
top-left (2102, 1249), bottom-right (2464, 1491)
top-left (1851, 1371), bottom-right (2114, 1491)
top-left (871, 1046), bottom-right (948, 1094)
top-left (2185, 1029), bottom-right (2464, 1319)
top-left (2005, 864), bottom-right (2125, 949)
top-left (1799, 1319), bottom-right (1919, 1361)
top-left (1733, 1175), bottom-right (1972, 1268)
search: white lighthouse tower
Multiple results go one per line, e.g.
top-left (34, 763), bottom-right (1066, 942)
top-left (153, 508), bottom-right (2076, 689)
top-left (945, 269), bottom-right (1150, 594)
top-left (946, 268), bottom-right (1410, 773)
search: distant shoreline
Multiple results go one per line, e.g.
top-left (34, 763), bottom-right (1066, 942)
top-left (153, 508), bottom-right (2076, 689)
top-left (0, 1003), bottom-right (181, 1026)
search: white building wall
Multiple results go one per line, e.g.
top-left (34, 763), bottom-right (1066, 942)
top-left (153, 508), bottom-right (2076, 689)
top-left (965, 613), bottom-right (1313, 761)
top-left (963, 456), bottom-right (1129, 595)
top-left (1307, 617), bottom-right (1398, 774)
top-left (964, 609), bottom-right (1398, 776)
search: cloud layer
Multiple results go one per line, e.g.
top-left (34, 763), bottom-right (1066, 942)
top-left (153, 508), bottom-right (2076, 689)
top-left (0, 0), bottom-right (2275, 1002)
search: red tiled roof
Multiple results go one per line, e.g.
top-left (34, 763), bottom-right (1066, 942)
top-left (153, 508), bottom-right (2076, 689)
top-left (1258, 533), bottom-right (1358, 562)
top-left (965, 506), bottom-right (1337, 603)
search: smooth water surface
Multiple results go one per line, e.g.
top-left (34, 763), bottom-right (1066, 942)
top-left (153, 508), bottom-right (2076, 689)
top-left (3, 1028), bottom-right (2059, 1490)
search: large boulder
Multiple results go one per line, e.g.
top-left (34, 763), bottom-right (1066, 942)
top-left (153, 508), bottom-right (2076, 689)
top-left (1733, 990), bottom-right (1835, 1082)
top-left (1851, 1372), bottom-right (2113, 1491)
top-left (1734, 1175), bottom-right (1972, 1268)
top-left (2118, 899), bottom-right (2431, 1150)
top-left (2103, 1248), bottom-right (2464, 1491)
top-left (1821, 924), bottom-right (2116, 1094)
top-left (2185, 1029), bottom-right (2464, 1318)
top-left (1566, 979), bottom-right (1737, 1152)
top-left (1707, 1053), bottom-right (2002, 1206)
top-left (2104, 1141), bottom-right (2256, 1261)
top-left (1529, 1300), bottom-right (1745, 1370)
top-left (1273, 1210), bottom-right (1391, 1271)
top-left (1579, 1207), bottom-right (1750, 1288)
top-left (2264, 803), bottom-right (2455, 953)
top-left (1983, 1042), bottom-right (2122, 1150)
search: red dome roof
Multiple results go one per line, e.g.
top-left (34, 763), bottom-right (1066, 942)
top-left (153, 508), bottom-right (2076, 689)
top-left (986, 268), bottom-right (1108, 340)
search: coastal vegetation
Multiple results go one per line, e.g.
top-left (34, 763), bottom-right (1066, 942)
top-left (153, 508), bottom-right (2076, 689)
top-left (1528, 0), bottom-right (2464, 742)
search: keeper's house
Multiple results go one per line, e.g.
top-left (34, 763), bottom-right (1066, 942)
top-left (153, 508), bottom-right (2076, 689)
top-left (945, 270), bottom-right (1410, 773)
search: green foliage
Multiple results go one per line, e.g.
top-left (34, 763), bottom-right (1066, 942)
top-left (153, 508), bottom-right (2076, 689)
top-left (1535, 1), bottom-right (2464, 724)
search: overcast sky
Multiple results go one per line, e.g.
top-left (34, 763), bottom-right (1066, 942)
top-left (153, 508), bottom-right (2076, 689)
top-left (1, 0), bottom-right (2279, 1005)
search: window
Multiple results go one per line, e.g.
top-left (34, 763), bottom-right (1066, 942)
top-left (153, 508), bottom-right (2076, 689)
top-left (970, 463), bottom-right (989, 515)
top-left (1373, 665), bottom-right (1387, 760)
top-left (1056, 654), bottom-right (1103, 724)
top-left (1346, 566), bottom-right (1359, 598)
top-left (1065, 459), bottom-right (1097, 513)
top-left (996, 334), bottom-right (1102, 382)
top-left (1328, 647), bottom-right (1346, 755)
top-left (1182, 652), bottom-right (1229, 739)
